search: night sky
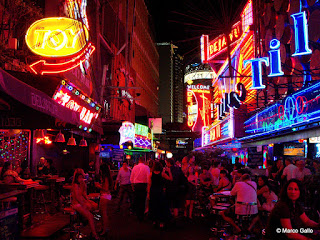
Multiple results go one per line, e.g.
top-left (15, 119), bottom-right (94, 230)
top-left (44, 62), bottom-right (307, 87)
top-left (145, 0), bottom-right (246, 65)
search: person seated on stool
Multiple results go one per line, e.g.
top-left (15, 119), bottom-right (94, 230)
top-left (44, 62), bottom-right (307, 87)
top-left (95, 163), bottom-right (113, 237)
top-left (0, 161), bottom-right (32, 184)
top-left (220, 173), bottom-right (258, 234)
top-left (71, 168), bottom-right (99, 240)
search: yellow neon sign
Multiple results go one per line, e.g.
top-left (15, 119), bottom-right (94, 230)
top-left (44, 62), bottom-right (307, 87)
top-left (25, 17), bottom-right (89, 58)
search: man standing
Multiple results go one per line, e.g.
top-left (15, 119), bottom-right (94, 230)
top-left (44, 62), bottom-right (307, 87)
top-left (210, 161), bottom-right (220, 187)
top-left (115, 161), bottom-right (132, 212)
top-left (293, 160), bottom-right (311, 182)
top-left (130, 156), bottom-right (150, 221)
top-left (282, 158), bottom-right (298, 181)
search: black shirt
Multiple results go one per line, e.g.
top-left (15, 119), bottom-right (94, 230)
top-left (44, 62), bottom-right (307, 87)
top-left (265, 201), bottom-right (304, 240)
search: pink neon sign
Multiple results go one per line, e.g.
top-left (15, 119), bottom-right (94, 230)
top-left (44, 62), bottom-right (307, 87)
top-left (53, 80), bottom-right (101, 130)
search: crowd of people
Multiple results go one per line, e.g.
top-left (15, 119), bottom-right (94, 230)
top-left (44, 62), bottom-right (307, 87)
top-left (2, 154), bottom-right (319, 240)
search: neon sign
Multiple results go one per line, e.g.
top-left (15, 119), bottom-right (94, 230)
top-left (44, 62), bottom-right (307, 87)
top-left (201, 22), bottom-right (242, 62)
top-left (25, 17), bottom-right (89, 58)
top-left (30, 44), bottom-right (95, 75)
top-left (244, 81), bottom-right (320, 139)
top-left (187, 85), bottom-right (211, 132)
top-left (119, 122), bottom-right (135, 146)
top-left (245, 11), bottom-right (312, 89)
top-left (53, 80), bottom-right (101, 130)
top-left (66, 0), bottom-right (89, 30)
top-left (202, 117), bottom-right (231, 147)
top-left (119, 122), bottom-right (152, 149)
top-left (184, 71), bottom-right (214, 84)
top-left (135, 123), bottom-right (149, 138)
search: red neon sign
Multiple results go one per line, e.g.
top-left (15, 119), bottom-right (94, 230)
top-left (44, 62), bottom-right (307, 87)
top-left (54, 89), bottom-right (98, 125)
top-left (30, 44), bottom-right (95, 75)
top-left (53, 81), bottom-right (101, 128)
top-left (187, 85), bottom-right (212, 132)
top-left (209, 125), bottom-right (221, 142)
top-left (208, 22), bottom-right (242, 60)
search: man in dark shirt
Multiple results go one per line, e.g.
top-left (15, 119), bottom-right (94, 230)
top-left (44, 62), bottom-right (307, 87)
top-left (42, 159), bottom-right (57, 175)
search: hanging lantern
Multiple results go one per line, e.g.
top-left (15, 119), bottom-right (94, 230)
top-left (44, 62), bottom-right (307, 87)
top-left (55, 130), bottom-right (65, 142)
top-left (79, 137), bottom-right (87, 147)
top-left (34, 129), bottom-right (45, 138)
top-left (67, 133), bottom-right (76, 146)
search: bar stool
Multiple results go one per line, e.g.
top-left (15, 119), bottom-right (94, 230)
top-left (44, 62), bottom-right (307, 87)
top-left (33, 185), bottom-right (50, 214)
top-left (62, 184), bottom-right (72, 208)
top-left (88, 193), bottom-right (101, 221)
top-left (235, 202), bottom-right (257, 239)
top-left (63, 207), bottom-right (86, 240)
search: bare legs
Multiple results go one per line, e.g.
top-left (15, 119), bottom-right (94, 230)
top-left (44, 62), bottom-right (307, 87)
top-left (220, 210), bottom-right (241, 233)
top-left (184, 200), bottom-right (194, 218)
top-left (100, 198), bottom-right (109, 235)
top-left (73, 204), bottom-right (98, 239)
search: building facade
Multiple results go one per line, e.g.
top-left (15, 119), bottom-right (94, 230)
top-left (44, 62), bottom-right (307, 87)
top-left (158, 42), bottom-right (184, 125)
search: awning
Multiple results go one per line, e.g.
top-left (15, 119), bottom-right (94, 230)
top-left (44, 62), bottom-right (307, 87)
top-left (240, 124), bottom-right (320, 147)
top-left (0, 68), bottom-right (80, 126)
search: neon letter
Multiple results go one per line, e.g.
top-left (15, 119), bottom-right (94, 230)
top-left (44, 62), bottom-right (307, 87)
top-left (244, 57), bottom-right (269, 89)
top-left (291, 11), bottom-right (312, 56)
top-left (268, 39), bottom-right (284, 77)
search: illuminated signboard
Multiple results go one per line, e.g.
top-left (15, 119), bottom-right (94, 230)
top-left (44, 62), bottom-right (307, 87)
top-left (187, 84), bottom-right (211, 132)
top-left (244, 81), bottom-right (320, 139)
top-left (309, 137), bottom-right (320, 143)
top-left (25, 17), bottom-right (89, 58)
top-left (26, 0), bottom-right (95, 75)
top-left (52, 80), bottom-right (101, 130)
top-left (65, 0), bottom-right (89, 30)
top-left (30, 43), bottom-right (95, 75)
top-left (202, 117), bottom-right (232, 147)
top-left (119, 122), bottom-right (135, 146)
top-left (209, 22), bottom-right (242, 60)
top-left (134, 123), bottom-right (152, 149)
top-left (118, 122), bottom-right (152, 149)
top-left (184, 71), bottom-right (215, 84)
top-left (244, 11), bottom-right (312, 89)
top-left (201, 22), bottom-right (242, 63)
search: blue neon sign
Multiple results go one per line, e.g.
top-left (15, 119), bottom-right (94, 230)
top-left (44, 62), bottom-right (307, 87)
top-left (246, 11), bottom-right (312, 89)
top-left (244, 81), bottom-right (320, 139)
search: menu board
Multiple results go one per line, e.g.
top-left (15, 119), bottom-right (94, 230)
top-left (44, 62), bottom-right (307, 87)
top-left (248, 147), bottom-right (263, 167)
top-left (112, 149), bottom-right (124, 162)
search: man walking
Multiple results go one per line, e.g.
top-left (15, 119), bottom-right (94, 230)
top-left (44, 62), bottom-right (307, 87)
top-left (115, 161), bottom-right (132, 212)
top-left (130, 156), bottom-right (150, 221)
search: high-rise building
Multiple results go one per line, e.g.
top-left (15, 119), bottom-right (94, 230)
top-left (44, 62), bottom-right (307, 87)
top-left (158, 43), bottom-right (184, 125)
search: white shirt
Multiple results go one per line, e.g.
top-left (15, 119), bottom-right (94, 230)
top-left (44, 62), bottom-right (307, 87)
top-left (231, 180), bottom-right (258, 215)
top-left (210, 167), bottom-right (220, 186)
top-left (130, 163), bottom-right (150, 184)
top-left (293, 167), bottom-right (311, 181)
top-left (116, 167), bottom-right (131, 185)
top-left (282, 164), bottom-right (298, 181)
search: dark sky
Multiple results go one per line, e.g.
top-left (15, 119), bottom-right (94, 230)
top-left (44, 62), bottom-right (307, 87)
top-left (145, 0), bottom-right (246, 65)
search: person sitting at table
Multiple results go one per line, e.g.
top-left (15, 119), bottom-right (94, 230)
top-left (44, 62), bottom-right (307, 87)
top-left (20, 160), bottom-right (31, 179)
top-left (37, 157), bottom-right (46, 176)
top-left (220, 173), bottom-right (258, 234)
top-left (248, 175), bottom-right (278, 233)
top-left (71, 168), bottom-right (99, 240)
top-left (94, 164), bottom-right (113, 237)
top-left (215, 170), bottom-right (232, 193)
top-left (265, 179), bottom-right (320, 240)
top-left (0, 161), bottom-right (32, 184)
top-left (42, 159), bottom-right (57, 176)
